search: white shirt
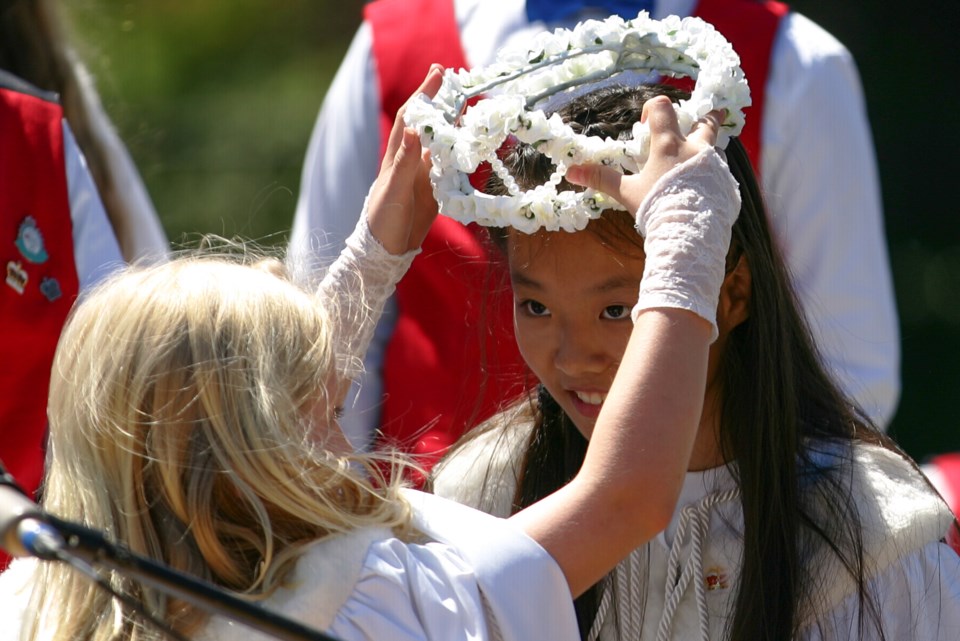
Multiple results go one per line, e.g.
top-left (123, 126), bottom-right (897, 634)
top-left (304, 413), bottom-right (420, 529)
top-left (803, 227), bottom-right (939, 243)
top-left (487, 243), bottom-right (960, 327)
top-left (63, 121), bottom-right (125, 291)
top-left (289, 0), bottom-right (900, 445)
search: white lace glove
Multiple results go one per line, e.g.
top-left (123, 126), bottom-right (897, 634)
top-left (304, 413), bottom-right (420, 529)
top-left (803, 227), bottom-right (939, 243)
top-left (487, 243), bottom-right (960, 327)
top-left (631, 146), bottom-right (741, 342)
top-left (317, 199), bottom-right (420, 381)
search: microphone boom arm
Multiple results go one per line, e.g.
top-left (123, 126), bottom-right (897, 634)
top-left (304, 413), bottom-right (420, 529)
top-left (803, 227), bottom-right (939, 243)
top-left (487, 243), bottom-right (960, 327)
top-left (13, 509), bottom-right (342, 641)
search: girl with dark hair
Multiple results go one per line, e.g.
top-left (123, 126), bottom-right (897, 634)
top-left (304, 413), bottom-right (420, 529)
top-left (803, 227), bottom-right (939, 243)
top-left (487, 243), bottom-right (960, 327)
top-left (433, 83), bottom-right (960, 640)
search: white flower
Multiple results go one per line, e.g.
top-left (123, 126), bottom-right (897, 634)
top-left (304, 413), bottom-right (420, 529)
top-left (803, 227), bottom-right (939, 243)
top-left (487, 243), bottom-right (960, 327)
top-left (404, 12), bottom-right (751, 234)
top-left (573, 16), bottom-right (626, 49)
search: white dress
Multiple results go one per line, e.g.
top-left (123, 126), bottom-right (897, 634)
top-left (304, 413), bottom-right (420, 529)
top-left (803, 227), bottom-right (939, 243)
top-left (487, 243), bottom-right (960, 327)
top-left (433, 415), bottom-right (960, 640)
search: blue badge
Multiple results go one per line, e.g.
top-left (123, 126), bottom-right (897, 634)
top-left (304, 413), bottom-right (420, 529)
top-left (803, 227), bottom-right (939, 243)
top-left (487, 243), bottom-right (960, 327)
top-left (40, 277), bottom-right (62, 302)
top-left (15, 216), bottom-right (49, 264)
top-left (6, 260), bottom-right (27, 294)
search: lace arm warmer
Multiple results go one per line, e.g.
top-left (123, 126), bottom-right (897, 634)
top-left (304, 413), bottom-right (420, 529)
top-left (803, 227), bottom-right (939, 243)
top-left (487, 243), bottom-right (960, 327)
top-left (317, 206), bottom-right (420, 381)
top-left (631, 147), bottom-right (741, 342)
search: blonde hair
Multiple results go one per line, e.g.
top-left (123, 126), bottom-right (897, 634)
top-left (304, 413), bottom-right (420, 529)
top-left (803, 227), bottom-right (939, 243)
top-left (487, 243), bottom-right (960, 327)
top-left (26, 253), bottom-right (412, 640)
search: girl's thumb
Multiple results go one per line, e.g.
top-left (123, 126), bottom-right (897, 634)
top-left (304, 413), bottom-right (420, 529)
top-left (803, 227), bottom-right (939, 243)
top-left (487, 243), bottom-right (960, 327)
top-left (566, 164), bottom-right (622, 201)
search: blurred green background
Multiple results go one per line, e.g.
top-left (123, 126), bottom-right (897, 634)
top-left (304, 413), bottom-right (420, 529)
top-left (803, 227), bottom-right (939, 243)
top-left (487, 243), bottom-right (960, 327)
top-left (64, 0), bottom-right (363, 246)
top-left (64, 1), bottom-right (959, 461)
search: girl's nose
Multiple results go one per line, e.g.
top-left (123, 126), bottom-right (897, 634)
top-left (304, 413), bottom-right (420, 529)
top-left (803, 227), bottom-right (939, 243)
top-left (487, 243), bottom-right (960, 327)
top-left (554, 326), bottom-right (611, 378)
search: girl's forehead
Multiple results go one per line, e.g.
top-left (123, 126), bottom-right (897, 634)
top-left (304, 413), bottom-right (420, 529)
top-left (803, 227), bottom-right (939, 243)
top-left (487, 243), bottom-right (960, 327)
top-left (507, 228), bottom-right (594, 260)
top-left (506, 229), bottom-right (645, 292)
top-left (506, 225), bottom-right (642, 266)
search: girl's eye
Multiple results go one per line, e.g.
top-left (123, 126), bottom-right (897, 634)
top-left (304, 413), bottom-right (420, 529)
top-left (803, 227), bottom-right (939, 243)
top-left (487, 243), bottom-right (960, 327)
top-left (602, 305), bottom-right (628, 320)
top-left (520, 299), bottom-right (550, 317)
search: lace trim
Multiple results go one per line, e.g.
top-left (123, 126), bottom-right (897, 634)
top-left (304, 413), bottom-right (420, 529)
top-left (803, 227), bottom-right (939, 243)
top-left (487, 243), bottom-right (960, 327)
top-left (631, 147), bottom-right (741, 342)
top-left (317, 203), bottom-right (419, 381)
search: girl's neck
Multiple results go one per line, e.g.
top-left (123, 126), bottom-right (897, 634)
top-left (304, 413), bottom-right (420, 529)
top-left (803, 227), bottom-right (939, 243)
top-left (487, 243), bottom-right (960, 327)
top-left (689, 391), bottom-right (725, 471)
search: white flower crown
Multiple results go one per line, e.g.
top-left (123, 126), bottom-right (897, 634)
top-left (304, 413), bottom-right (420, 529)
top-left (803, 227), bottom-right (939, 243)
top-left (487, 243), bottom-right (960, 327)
top-left (403, 12), bottom-right (750, 233)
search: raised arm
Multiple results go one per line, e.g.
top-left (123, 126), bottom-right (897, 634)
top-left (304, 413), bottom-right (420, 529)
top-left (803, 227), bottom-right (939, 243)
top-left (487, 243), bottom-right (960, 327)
top-left (316, 67), bottom-right (442, 402)
top-left (509, 99), bottom-right (741, 596)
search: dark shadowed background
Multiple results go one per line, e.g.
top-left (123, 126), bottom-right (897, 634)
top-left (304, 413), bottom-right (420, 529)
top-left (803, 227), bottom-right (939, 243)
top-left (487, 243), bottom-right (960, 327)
top-left (65, 1), bottom-right (960, 461)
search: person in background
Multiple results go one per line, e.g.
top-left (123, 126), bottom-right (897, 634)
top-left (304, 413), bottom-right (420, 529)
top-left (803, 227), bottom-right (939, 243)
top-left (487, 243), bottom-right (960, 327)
top-left (0, 69), bottom-right (123, 569)
top-left (0, 0), bottom-right (167, 569)
top-left (289, 0), bottom-right (899, 473)
top-left (0, 0), bottom-right (168, 263)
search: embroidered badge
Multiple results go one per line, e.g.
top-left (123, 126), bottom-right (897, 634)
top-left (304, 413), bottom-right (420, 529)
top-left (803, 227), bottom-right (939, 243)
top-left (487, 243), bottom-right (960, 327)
top-left (40, 277), bottom-right (62, 302)
top-left (704, 566), bottom-right (729, 591)
top-left (6, 260), bottom-right (28, 294)
top-left (15, 216), bottom-right (49, 264)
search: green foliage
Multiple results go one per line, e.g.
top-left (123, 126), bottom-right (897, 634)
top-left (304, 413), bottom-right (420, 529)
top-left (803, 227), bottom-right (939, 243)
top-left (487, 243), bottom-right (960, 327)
top-left (66, 0), bottom-right (363, 246)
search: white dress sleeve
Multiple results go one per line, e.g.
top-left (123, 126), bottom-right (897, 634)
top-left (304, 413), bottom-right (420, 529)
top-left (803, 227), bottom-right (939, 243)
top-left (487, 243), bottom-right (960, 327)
top-left (317, 206), bottom-right (419, 383)
top-left (330, 538), bottom-right (491, 641)
top-left (801, 541), bottom-right (960, 640)
top-left (63, 121), bottom-right (125, 292)
top-left (401, 489), bottom-right (580, 641)
top-left (198, 531), bottom-right (494, 641)
top-left (762, 13), bottom-right (900, 428)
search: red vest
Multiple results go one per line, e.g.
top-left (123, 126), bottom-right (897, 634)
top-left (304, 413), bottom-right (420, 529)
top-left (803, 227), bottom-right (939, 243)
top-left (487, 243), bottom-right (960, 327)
top-left (927, 453), bottom-right (960, 552)
top-left (0, 79), bottom-right (79, 500)
top-left (366, 0), bottom-right (787, 474)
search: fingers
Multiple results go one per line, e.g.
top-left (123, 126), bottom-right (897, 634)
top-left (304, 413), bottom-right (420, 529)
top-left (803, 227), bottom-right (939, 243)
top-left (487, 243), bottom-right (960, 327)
top-left (367, 65), bottom-right (444, 254)
top-left (644, 98), bottom-right (722, 152)
top-left (366, 131), bottom-right (417, 255)
top-left (686, 109), bottom-right (724, 148)
top-left (383, 64), bottom-right (444, 170)
top-left (643, 96), bottom-right (683, 143)
top-left (566, 98), bottom-right (683, 211)
top-left (566, 100), bottom-right (725, 220)
top-left (566, 164), bottom-right (624, 201)
top-left (390, 127), bottom-right (424, 185)
top-left (408, 149), bottom-right (438, 250)
top-left (416, 63), bottom-right (445, 101)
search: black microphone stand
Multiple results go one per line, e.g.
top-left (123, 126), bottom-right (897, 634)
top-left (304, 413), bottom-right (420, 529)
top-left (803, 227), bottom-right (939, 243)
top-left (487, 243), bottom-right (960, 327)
top-left (37, 515), bottom-right (342, 641)
top-left (3, 466), bottom-right (341, 641)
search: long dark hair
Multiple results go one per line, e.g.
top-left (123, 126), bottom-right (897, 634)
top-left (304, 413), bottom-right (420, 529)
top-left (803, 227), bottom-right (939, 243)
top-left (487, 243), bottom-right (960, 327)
top-left (486, 84), bottom-right (904, 640)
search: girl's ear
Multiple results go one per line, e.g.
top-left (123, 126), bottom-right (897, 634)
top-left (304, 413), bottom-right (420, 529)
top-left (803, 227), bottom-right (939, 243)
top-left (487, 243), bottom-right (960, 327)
top-left (717, 254), bottom-right (751, 333)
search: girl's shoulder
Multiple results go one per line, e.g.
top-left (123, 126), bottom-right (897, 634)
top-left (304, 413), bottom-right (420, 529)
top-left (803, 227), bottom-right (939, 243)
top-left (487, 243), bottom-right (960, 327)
top-left (801, 440), bottom-right (955, 624)
top-left (808, 440), bottom-right (953, 549)
top-left (431, 400), bottom-right (536, 517)
top-left (317, 491), bottom-right (578, 641)
top-left (197, 526), bottom-right (395, 640)
top-left (848, 441), bottom-right (954, 566)
top-left (395, 489), bottom-right (579, 641)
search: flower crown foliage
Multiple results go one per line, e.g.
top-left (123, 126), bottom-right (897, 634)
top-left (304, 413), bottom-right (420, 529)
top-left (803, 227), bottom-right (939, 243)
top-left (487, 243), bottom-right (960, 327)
top-left (403, 12), bottom-right (751, 233)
